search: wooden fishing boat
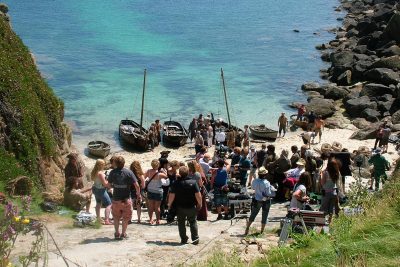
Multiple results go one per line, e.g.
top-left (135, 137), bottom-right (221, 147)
top-left (119, 119), bottom-right (149, 150)
top-left (119, 69), bottom-right (149, 150)
top-left (87, 141), bottom-right (111, 158)
top-left (163, 120), bottom-right (188, 146)
top-left (290, 114), bottom-right (308, 130)
top-left (249, 124), bottom-right (278, 140)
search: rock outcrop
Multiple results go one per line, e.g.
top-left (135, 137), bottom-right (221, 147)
top-left (0, 9), bottom-right (71, 202)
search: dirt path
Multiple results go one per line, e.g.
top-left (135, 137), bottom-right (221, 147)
top-left (36, 203), bottom-right (287, 267)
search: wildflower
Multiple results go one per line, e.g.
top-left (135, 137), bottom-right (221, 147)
top-left (13, 216), bottom-right (21, 222)
top-left (22, 218), bottom-right (30, 224)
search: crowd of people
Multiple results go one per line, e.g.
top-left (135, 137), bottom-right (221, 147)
top-left (62, 112), bottom-right (392, 243)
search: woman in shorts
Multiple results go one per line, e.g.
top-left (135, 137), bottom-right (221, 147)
top-left (144, 159), bottom-right (169, 225)
top-left (91, 159), bottom-right (112, 224)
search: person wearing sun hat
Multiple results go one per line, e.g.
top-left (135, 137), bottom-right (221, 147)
top-left (244, 166), bottom-right (276, 235)
top-left (282, 158), bottom-right (306, 199)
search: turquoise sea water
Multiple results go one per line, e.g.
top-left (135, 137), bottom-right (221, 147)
top-left (7, 0), bottom-right (340, 150)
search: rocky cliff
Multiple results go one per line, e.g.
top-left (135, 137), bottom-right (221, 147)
top-left (297, 0), bottom-right (400, 138)
top-left (0, 4), bottom-right (72, 201)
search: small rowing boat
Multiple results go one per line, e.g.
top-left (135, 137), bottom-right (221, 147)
top-left (163, 120), bottom-right (188, 147)
top-left (249, 124), bottom-right (278, 140)
top-left (87, 141), bottom-right (111, 158)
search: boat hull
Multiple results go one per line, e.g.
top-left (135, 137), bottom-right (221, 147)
top-left (163, 121), bottom-right (188, 147)
top-left (249, 125), bottom-right (278, 140)
top-left (119, 120), bottom-right (149, 150)
top-left (88, 141), bottom-right (111, 158)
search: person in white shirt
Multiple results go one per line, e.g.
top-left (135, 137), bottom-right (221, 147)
top-left (290, 172), bottom-right (312, 209)
top-left (215, 129), bottom-right (226, 145)
top-left (301, 131), bottom-right (315, 149)
top-left (285, 158), bottom-right (306, 179)
top-left (199, 153), bottom-right (212, 178)
top-left (247, 145), bottom-right (257, 186)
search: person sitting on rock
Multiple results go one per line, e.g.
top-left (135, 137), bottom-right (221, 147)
top-left (296, 104), bottom-right (306, 121)
top-left (64, 153), bottom-right (86, 188)
top-left (64, 176), bottom-right (92, 212)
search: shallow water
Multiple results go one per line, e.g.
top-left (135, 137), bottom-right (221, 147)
top-left (7, 0), bottom-right (340, 150)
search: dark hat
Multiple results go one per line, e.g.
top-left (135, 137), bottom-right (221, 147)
top-left (160, 150), bottom-right (170, 155)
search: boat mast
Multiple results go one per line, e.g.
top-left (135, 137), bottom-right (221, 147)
top-left (220, 68), bottom-right (231, 128)
top-left (140, 69), bottom-right (146, 131)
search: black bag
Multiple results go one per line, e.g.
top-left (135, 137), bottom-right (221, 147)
top-left (143, 171), bottom-right (159, 193)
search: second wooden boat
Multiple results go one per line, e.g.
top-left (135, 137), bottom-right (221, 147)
top-left (249, 124), bottom-right (278, 140)
top-left (163, 120), bottom-right (188, 147)
top-left (87, 141), bottom-right (111, 158)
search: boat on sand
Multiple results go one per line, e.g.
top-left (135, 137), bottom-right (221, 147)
top-left (87, 141), bottom-right (111, 158)
top-left (163, 120), bottom-right (188, 147)
top-left (249, 124), bottom-right (278, 140)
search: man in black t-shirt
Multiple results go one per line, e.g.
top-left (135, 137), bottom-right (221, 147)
top-left (168, 166), bottom-right (202, 244)
top-left (108, 156), bottom-right (140, 240)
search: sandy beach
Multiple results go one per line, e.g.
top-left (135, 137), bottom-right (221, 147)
top-left (17, 126), bottom-right (392, 266)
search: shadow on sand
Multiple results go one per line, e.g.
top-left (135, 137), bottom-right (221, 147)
top-left (81, 237), bottom-right (116, 244)
top-left (146, 240), bottom-right (182, 246)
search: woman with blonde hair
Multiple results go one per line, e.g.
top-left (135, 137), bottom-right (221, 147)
top-left (144, 159), bottom-right (169, 225)
top-left (91, 159), bottom-right (112, 224)
top-left (130, 161), bottom-right (146, 223)
top-left (188, 160), bottom-right (208, 221)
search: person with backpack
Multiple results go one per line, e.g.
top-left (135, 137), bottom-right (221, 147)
top-left (244, 167), bottom-right (276, 235)
top-left (368, 148), bottom-right (390, 190)
top-left (210, 159), bottom-right (231, 220)
top-left (168, 166), bottom-right (202, 245)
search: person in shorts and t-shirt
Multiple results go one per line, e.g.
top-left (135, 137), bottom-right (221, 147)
top-left (108, 156), bottom-right (141, 240)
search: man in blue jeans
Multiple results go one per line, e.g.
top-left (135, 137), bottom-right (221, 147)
top-left (244, 166), bottom-right (276, 235)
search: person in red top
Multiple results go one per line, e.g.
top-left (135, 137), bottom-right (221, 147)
top-left (297, 104), bottom-right (306, 121)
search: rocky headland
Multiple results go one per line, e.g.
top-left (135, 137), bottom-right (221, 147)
top-left (0, 4), bottom-right (72, 202)
top-left (297, 0), bottom-right (400, 140)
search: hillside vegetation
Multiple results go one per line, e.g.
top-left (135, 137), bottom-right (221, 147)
top-left (198, 161), bottom-right (400, 267)
top-left (0, 12), bottom-right (65, 190)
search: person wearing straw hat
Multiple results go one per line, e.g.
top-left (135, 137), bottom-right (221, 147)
top-left (244, 166), bottom-right (276, 235)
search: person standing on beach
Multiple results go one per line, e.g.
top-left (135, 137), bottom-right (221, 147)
top-left (129, 161), bottom-right (145, 223)
top-left (226, 128), bottom-right (236, 149)
top-left (301, 131), bottom-right (315, 149)
top-left (368, 148), bottom-right (390, 190)
top-left (155, 119), bottom-right (162, 144)
top-left (194, 131), bottom-right (204, 154)
top-left (244, 166), bottom-right (276, 235)
top-left (207, 123), bottom-right (214, 147)
top-left (215, 128), bottom-right (226, 146)
top-left (297, 104), bottom-right (306, 121)
top-left (379, 124), bottom-right (391, 153)
top-left (107, 156), bottom-right (141, 239)
top-left (255, 144), bottom-right (267, 170)
top-left (290, 145), bottom-right (300, 168)
top-left (278, 112), bottom-right (288, 137)
top-left (188, 118), bottom-right (197, 142)
top-left (307, 111), bottom-right (316, 131)
top-left (247, 145), bottom-right (257, 186)
top-left (168, 166), bottom-right (202, 244)
top-left (238, 148), bottom-right (251, 187)
top-left (242, 125), bottom-right (249, 147)
top-left (211, 159), bottom-right (231, 220)
top-left (313, 115), bottom-right (324, 143)
top-left (91, 159), bottom-right (112, 225)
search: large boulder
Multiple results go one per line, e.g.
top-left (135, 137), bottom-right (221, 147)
top-left (325, 86), bottom-right (349, 100)
top-left (360, 83), bottom-right (394, 97)
top-left (383, 13), bottom-right (400, 42)
top-left (352, 117), bottom-right (371, 129)
top-left (364, 68), bottom-right (400, 85)
top-left (390, 97), bottom-right (400, 114)
top-left (330, 51), bottom-right (354, 67)
top-left (306, 98), bottom-right (336, 118)
top-left (350, 122), bottom-right (381, 140)
top-left (378, 99), bottom-right (394, 113)
top-left (345, 96), bottom-right (378, 117)
top-left (361, 108), bottom-right (381, 122)
top-left (380, 45), bottom-right (400, 57)
top-left (372, 55), bottom-right (400, 70)
top-left (301, 82), bottom-right (328, 94)
top-left (0, 3), bottom-right (8, 14)
top-left (391, 109), bottom-right (400, 124)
